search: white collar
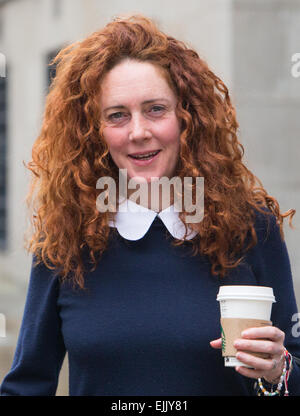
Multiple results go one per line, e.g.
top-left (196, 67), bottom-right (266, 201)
top-left (108, 198), bottom-right (198, 241)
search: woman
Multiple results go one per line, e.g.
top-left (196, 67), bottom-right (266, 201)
top-left (1, 14), bottom-right (300, 396)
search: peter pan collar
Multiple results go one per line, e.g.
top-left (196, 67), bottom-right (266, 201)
top-left (108, 198), bottom-right (198, 241)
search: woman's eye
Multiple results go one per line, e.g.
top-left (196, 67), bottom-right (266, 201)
top-left (150, 105), bottom-right (165, 114)
top-left (108, 112), bottom-right (126, 122)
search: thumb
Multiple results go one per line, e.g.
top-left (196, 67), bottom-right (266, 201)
top-left (210, 338), bottom-right (222, 349)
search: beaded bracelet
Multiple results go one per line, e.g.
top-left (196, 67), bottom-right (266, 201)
top-left (257, 348), bottom-right (292, 396)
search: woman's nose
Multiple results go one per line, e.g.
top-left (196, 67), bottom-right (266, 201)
top-left (128, 113), bottom-right (151, 141)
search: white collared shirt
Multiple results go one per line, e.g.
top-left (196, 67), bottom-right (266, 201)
top-left (108, 198), bottom-right (198, 241)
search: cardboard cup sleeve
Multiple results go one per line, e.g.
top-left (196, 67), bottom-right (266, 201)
top-left (220, 318), bottom-right (272, 358)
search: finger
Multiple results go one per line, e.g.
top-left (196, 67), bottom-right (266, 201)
top-left (241, 326), bottom-right (285, 342)
top-left (235, 351), bottom-right (281, 373)
top-left (234, 339), bottom-right (284, 357)
top-left (235, 365), bottom-right (266, 380)
top-left (210, 338), bottom-right (222, 349)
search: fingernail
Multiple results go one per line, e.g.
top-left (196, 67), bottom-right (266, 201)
top-left (241, 331), bottom-right (249, 337)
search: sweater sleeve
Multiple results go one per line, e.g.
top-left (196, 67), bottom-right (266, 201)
top-left (250, 210), bottom-right (300, 395)
top-left (0, 255), bottom-right (66, 396)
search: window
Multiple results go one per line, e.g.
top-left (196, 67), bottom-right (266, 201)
top-left (46, 49), bottom-right (60, 89)
top-left (0, 67), bottom-right (7, 250)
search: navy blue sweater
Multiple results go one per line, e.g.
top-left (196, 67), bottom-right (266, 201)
top-left (1, 210), bottom-right (300, 396)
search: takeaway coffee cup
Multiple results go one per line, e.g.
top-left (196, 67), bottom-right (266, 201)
top-left (216, 285), bottom-right (276, 367)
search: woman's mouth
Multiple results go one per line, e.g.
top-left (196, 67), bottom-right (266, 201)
top-left (128, 150), bottom-right (161, 166)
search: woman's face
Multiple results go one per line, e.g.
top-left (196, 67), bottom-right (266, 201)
top-left (99, 59), bottom-right (181, 184)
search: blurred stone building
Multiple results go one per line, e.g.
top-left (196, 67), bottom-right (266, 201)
top-left (0, 0), bottom-right (299, 396)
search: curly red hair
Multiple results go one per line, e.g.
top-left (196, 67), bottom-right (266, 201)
top-left (24, 14), bottom-right (295, 289)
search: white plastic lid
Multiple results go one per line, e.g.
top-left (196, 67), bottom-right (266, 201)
top-left (217, 285), bottom-right (275, 303)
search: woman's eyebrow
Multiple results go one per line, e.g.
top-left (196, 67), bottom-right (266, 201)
top-left (103, 98), bottom-right (170, 112)
top-left (142, 98), bottom-right (170, 104)
top-left (104, 105), bottom-right (126, 112)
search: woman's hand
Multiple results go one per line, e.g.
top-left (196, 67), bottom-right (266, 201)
top-left (210, 326), bottom-right (286, 384)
